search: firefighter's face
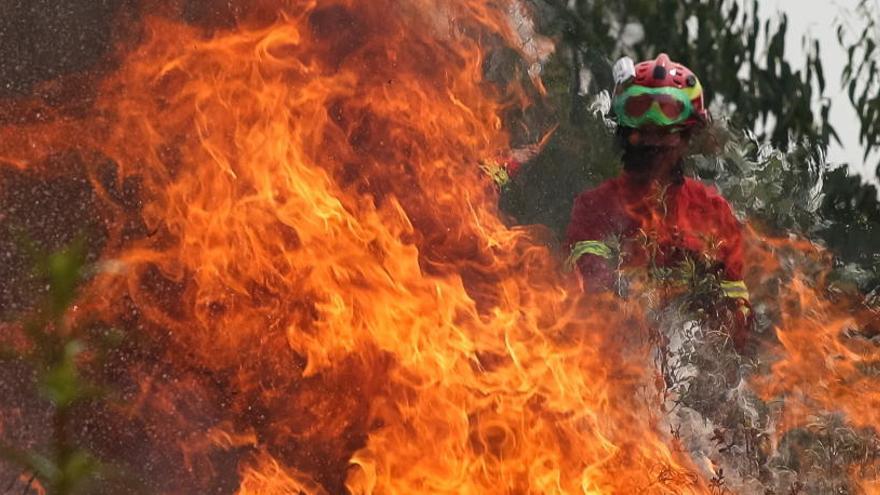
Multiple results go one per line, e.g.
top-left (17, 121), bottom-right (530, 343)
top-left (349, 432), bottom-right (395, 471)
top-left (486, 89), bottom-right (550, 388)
top-left (622, 127), bottom-right (689, 174)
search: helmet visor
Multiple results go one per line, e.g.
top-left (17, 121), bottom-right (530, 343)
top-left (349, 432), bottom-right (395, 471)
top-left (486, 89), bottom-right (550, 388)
top-left (613, 86), bottom-right (695, 128)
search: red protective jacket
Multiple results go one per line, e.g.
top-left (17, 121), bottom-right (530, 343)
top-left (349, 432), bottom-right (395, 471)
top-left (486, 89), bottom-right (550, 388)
top-left (566, 171), bottom-right (751, 343)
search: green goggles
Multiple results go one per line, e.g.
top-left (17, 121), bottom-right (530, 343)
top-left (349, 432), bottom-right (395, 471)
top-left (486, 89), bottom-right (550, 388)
top-left (612, 86), bottom-right (695, 128)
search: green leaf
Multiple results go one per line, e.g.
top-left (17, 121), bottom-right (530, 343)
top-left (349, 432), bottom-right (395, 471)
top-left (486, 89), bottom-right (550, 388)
top-left (38, 339), bottom-right (87, 408)
top-left (59, 451), bottom-right (100, 490)
top-left (814, 42), bottom-right (826, 93)
top-left (45, 242), bottom-right (87, 320)
top-left (0, 443), bottom-right (60, 482)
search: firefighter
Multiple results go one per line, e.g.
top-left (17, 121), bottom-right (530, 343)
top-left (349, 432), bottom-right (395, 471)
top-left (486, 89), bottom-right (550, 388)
top-left (566, 53), bottom-right (752, 349)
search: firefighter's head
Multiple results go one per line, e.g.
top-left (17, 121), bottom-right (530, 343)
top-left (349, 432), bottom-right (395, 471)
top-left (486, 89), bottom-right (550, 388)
top-left (611, 54), bottom-right (708, 177)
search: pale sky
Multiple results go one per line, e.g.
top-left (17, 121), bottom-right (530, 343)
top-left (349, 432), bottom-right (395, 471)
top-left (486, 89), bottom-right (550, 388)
top-left (762, 0), bottom-right (878, 184)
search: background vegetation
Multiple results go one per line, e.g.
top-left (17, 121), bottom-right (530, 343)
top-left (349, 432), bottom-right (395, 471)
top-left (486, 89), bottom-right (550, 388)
top-left (500, 0), bottom-right (880, 294)
top-left (495, 3), bottom-right (880, 491)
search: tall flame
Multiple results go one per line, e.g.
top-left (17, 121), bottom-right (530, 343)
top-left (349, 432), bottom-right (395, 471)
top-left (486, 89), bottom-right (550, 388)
top-left (1, 0), bottom-right (878, 493)
top-left (0, 1), bottom-right (704, 492)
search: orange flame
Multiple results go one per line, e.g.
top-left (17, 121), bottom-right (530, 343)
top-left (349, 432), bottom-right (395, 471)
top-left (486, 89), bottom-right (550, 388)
top-left (0, 1), bottom-right (706, 492)
top-left (2, 0), bottom-right (878, 493)
top-left (740, 234), bottom-right (877, 427)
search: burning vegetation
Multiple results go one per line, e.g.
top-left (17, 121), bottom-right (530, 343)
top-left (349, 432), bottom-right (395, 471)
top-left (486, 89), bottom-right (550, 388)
top-left (0, 1), bottom-right (878, 494)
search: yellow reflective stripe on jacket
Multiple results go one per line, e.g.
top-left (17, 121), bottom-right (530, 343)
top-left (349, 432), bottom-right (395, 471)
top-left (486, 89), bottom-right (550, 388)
top-left (566, 240), bottom-right (612, 271)
top-left (721, 280), bottom-right (750, 300)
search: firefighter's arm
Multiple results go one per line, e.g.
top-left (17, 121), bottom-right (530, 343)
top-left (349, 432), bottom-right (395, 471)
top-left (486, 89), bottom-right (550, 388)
top-left (480, 127), bottom-right (558, 188)
top-left (565, 191), bottom-right (617, 292)
top-left (712, 195), bottom-right (753, 348)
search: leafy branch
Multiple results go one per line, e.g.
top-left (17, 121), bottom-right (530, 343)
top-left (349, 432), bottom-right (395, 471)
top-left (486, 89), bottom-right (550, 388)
top-left (0, 241), bottom-right (114, 495)
top-left (839, 0), bottom-right (880, 177)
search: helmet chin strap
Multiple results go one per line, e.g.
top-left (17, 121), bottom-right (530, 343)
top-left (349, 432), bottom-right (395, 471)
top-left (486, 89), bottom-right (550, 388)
top-left (623, 155), bottom-right (686, 184)
top-left (620, 128), bottom-right (688, 184)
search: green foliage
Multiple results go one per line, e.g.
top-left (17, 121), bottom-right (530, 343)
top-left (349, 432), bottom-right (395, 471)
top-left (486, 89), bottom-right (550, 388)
top-left (527, 0), bottom-right (835, 149)
top-left (691, 124), bottom-right (880, 291)
top-left (819, 168), bottom-right (880, 286)
top-left (691, 128), bottom-right (826, 235)
top-left (43, 248), bottom-right (86, 321)
top-left (499, 52), bottom-right (620, 235)
top-left (0, 243), bottom-right (114, 495)
top-left (504, 0), bottom-right (880, 292)
top-left (839, 0), bottom-right (880, 178)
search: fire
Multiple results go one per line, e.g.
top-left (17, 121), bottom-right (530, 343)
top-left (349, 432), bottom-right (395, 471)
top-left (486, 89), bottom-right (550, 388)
top-left (747, 235), bottom-right (880, 444)
top-left (1, 1), bottom-right (702, 492)
top-left (1, 0), bottom-right (878, 493)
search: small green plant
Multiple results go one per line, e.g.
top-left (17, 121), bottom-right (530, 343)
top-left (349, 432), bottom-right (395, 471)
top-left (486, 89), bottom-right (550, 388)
top-left (1, 241), bottom-right (108, 495)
